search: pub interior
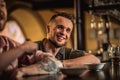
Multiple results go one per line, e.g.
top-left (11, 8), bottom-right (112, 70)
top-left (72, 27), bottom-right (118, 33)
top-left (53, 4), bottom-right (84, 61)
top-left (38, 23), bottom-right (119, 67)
top-left (1, 0), bottom-right (120, 80)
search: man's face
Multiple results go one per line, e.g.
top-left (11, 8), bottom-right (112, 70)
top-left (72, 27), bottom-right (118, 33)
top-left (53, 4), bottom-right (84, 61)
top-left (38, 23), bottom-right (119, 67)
top-left (0, 0), bottom-right (7, 31)
top-left (48, 16), bottom-right (73, 47)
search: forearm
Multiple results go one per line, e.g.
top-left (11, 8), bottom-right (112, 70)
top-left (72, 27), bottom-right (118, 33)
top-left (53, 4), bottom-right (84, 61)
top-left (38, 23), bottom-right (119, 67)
top-left (63, 54), bottom-right (100, 67)
top-left (0, 45), bottom-right (25, 71)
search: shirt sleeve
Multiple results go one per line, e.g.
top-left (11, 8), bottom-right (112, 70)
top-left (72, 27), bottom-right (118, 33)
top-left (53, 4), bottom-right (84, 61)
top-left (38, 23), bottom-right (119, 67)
top-left (69, 50), bottom-right (86, 59)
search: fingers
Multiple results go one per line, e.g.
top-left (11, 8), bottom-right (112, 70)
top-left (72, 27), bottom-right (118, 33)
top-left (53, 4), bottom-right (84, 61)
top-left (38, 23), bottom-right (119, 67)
top-left (55, 60), bottom-right (63, 68)
top-left (35, 50), bottom-right (54, 61)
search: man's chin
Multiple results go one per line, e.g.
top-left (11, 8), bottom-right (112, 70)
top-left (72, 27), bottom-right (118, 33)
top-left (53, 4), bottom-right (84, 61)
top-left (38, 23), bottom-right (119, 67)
top-left (49, 39), bottom-right (65, 48)
top-left (56, 43), bottom-right (65, 47)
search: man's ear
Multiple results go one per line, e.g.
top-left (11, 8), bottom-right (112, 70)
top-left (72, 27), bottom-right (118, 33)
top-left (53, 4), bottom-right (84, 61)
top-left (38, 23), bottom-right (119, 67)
top-left (46, 25), bottom-right (50, 33)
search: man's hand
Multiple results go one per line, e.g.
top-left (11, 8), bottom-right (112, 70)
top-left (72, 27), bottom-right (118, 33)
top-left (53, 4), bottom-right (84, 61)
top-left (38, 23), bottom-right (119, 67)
top-left (35, 51), bottom-right (63, 68)
top-left (35, 50), bottom-right (54, 61)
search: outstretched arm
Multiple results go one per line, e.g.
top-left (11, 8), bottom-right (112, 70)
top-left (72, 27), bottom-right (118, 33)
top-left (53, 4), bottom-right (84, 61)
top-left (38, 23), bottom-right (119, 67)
top-left (63, 54), bottom-right (100, 67)
top-left (0, 41), bottom-right (38, 72)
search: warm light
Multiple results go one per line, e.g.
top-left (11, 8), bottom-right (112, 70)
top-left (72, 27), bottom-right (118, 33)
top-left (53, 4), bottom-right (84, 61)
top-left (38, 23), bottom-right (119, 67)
top-left (98, 30), bottom-right (103, 35)
top-left (0, 20), bottom-right (26, 44)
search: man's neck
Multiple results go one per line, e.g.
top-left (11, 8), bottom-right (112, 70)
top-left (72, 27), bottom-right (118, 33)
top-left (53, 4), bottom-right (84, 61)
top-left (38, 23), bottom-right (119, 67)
top-left (43, 39), bottom-right (61, 56)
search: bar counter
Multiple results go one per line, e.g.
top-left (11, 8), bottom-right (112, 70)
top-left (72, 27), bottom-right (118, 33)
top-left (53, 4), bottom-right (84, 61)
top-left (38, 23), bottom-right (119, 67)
top-left (16, 61), bottom-right (120, 80)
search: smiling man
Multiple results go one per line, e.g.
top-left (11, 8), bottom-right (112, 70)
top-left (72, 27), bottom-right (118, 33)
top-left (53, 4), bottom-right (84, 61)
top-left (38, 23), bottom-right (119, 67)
top-left (37, 12), bottom-right (100, 67)
top-left (48, 16), bottom-right (73, 48)
top-left (0, 0), bottom-right (100, 78)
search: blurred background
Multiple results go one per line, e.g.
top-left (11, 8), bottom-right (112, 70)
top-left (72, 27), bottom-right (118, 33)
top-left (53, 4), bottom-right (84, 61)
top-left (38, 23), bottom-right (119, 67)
top-left (1, 0), bottom-right (120, 54)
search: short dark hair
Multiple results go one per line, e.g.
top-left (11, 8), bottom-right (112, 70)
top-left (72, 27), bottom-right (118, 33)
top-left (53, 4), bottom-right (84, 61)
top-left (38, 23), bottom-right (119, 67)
top-left (49, 12), bottom-right (74, 25)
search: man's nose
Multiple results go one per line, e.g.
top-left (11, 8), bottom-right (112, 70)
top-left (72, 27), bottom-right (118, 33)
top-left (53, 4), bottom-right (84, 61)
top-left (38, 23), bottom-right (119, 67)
top-left (61, 29), bottom-right (66, 35)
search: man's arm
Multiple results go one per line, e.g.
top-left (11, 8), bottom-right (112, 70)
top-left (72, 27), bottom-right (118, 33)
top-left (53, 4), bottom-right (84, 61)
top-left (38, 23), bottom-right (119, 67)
top-left (0, 41), bottom-right (38, 72)
top-left (63, 54), bottom-right (100, 67)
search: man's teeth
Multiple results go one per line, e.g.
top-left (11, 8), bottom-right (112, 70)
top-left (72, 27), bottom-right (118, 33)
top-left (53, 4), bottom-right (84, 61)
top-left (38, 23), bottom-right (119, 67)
top-left (58, 37), bottom-right (64, 40)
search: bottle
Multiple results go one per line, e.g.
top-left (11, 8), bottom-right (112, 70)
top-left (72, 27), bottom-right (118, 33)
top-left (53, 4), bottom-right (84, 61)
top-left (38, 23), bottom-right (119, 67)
top-left (101, 42), bottom-right (109, 62)
top-left (113, 46), bottom-right (120, 64)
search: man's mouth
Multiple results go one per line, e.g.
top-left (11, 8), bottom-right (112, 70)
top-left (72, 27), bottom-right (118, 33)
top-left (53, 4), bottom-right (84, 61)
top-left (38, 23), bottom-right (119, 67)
top-left (57, 35), bottom-right (65, 42)
top-left (58, 37), bottom-right (63, 41)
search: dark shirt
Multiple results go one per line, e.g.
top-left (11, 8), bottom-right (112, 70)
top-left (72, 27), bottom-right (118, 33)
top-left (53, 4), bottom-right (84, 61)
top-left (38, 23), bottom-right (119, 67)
top-left (37, 39), bottom-right (85, 60)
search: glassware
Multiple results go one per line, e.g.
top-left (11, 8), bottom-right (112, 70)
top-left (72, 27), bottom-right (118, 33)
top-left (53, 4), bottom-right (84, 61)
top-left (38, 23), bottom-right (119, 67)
top-left (108, 46), bottom-right (115, 59)
top-left (108, 46), bottom-right (120, 64)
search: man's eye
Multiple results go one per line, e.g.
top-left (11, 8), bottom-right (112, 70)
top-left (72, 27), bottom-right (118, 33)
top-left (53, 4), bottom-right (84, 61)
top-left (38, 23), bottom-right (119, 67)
top-left (66, 28), bottom-right (71, 33)
top-left (57, 25), bottom-right (63, 29)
